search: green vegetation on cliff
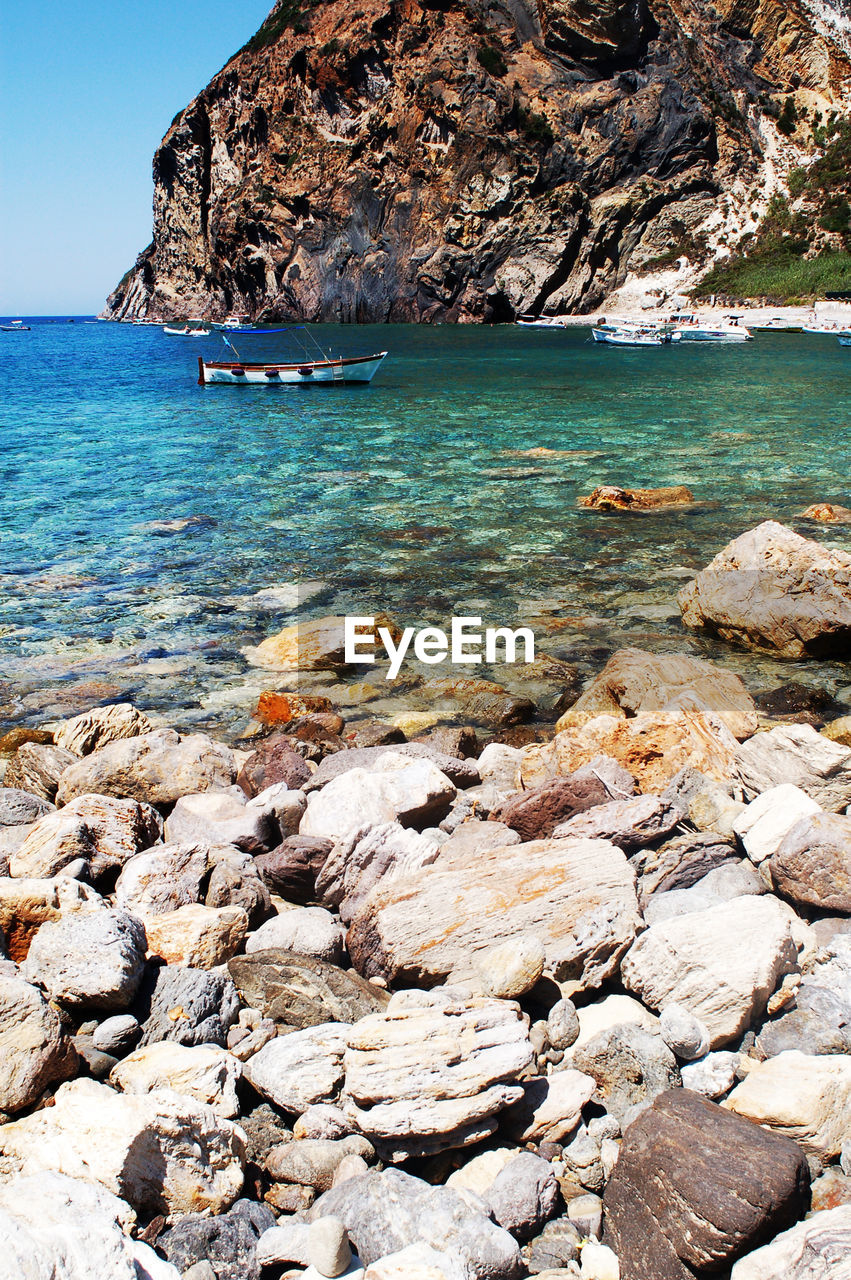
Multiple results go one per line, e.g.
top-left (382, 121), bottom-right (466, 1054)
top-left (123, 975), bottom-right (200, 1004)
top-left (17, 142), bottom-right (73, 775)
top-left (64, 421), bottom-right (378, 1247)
top-left (694, 121), bottom-right (851, 300)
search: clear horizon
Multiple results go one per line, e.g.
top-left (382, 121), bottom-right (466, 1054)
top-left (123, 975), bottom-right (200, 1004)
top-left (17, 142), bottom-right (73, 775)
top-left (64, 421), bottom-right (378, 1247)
top-left (0, 1), bottom-right (274, 315)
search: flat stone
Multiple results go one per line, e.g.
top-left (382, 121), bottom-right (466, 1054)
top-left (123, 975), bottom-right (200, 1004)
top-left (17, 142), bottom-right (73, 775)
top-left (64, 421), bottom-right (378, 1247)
top-left (553, 793), bottom-right (682, 850)
top-left (228, 950), bottom-right (390, 1027)
top-left (768, 812), bottom-right (851, 912)
top-left (735, 723), bottom-right (851, 812)
top-left (53, 703), bottom-right (155, 756)
top-left (144, 904), bottom-right (249, 969)
top-left (678, 520), bottom-right (851, 658)
top-left (621, 895), bottom-right (800, 1048)
top-left (110, 1041), bottom-right (242, 1117)
top-left (346, 836), bottom-right (640, 992)
top-left (729, 1205), bottom-right (851, 1280)
top-left (0, 1077), bottom-right (246, 1216)
top-left (309, 1167), bottom-right (522, 1278)
top-left (361, 1244), bottom-right (461, 1279)
top-left (301, 753), bottom-right (457, 841)
top-left (603, 1089), bottom-right (810, 1278)
top-left (520, 710), bottom-right (738, 794)
top-left (10, 794), bottom-right (162, 881)
top-left (22, 908), bottom-right (147, 1010)
top-left (733, 784), bottom-right (823, 863)
top-left (556, 648), bottom-right (758, 741)
top-left (56, 728), bottom-right (238, 807)
top-left (0, 971), bottom-right (78, 1113)
top-left (243, 1022), bottom-right (349, 1112)
top-left (341, 991), bottom-right (533, 1161)
top-left (579, 485), bottom-right (694, 510)
top-left (722, 1049), bottom-right (851, 1160)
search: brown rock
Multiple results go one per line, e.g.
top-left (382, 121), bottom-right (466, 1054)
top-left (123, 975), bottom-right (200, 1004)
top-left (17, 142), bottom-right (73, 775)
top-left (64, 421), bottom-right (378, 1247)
top-left (346, 835), bottom-right (640, 990)
top-left (422, 677), bottom-right (536, 729)
top-left (249, 614), bottom-right (401, 672)
top-left (520, 710), bottom-right (738, 793)
top-left (552, 793), bottom-right (683, 851)
top-left (768, 812), bottom-right (851, 913)
top-left (603, 1090), bottom-right (811, 1279)
top-left (4, 743), bottom-right (77, 803)
top-left (578, 485), bottom-right (694, 510)
top-left (489, 772), bottom-right (614, 841)
top-left (678, 520), bottom-right (851, 658)
top-left (0, 727), bottom-right (54, 755)
top-left (801, 502), bottom-right (851, 523)
top-left (556, 648), bottom-right (758, 741)
top-left (228, 949), bottom-right (390, 1026)
top-left (254, 835), bottom-right (332, 903)
top-left (256, 692), bottom-right (335, 726)
top-left (236, 733), bottom-right (312, 796)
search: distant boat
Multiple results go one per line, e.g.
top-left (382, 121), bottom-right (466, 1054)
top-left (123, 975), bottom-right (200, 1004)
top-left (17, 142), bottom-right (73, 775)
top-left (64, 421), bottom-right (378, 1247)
top-left (0, 319), bottom-right (31, 332)
top-left (592, 326), bottom-right (680, 346)
top-left (839, 333), bottom-right (851, 346)
top-left (163, 323), bottom-right (211, 337)
top-left (667, 313), bottom-right (753, 342)
top-left (750, 317), bottom-right (803, 332)
top-left (516, 314), bottom-right (570, 329)
top-left (198, 352), bottom-right (388, 384)
top-left (209, 314), bottom-right (252, 331)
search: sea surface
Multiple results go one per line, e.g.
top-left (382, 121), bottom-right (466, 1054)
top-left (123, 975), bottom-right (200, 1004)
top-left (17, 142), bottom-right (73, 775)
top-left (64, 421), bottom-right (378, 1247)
top-left (1, 317), bottom-right (850, 737)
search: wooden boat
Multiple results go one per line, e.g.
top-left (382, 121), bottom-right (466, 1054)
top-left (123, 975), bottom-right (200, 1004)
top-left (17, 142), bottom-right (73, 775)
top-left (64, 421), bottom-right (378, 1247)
top-left (0, 319), bottom-right (31, 332)
top-left (197, 352), bottom-right (388, 384)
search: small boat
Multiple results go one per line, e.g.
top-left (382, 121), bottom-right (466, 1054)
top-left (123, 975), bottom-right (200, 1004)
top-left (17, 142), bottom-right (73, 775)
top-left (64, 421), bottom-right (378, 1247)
top-left (210, 314), bottom-right (252, 331)
top-left (163, 323), bottom-right (211, 337)
top-left (197, 352), bottom-right (388, 384)
top-left (666, 313), bottom-right (753, 342)
top-left (838, 333), bottom-right (851, 346)
top-left (750, 317), bottom-right (803, 332)
top-left (0, 319), bottom-right (31, 332)
top-left (592, 325), bottom-right (680, 346)
top-left (516, 314), bottom-right (570, 329)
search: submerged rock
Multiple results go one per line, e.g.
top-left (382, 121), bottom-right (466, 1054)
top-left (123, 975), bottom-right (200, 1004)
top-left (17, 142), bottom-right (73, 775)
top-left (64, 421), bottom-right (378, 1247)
top-left (578, 485), bottom-right (695, 510)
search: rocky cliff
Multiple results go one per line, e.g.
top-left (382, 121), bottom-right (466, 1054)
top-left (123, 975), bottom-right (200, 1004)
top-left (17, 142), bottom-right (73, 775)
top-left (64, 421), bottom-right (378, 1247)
top-left (105, 0), bottom-right (851, 321)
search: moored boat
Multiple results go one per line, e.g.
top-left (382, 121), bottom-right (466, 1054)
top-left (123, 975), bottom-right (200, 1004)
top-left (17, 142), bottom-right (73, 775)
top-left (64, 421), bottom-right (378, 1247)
top-left (839, 333), bottom-right (851, 346)
top-left (164, 323), bottom-right (210, 336)
top-left (0, 319), bottom-right (31, 332)
top-left (516, 314), bottom-right (570, 328)
top-left (592, 325), bottom-right (679, 346)
top-left (197, 352), bottom-right (388, 384)
top-left (666, 313), bottom-right (753, 342)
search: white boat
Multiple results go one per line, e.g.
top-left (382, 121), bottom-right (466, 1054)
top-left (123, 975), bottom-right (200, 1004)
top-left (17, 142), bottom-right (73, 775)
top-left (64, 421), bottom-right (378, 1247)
top-left (0, 319), bottom-right (31, 332)
top-left (839, 333), bottom-right (851, 347)
top-left (666, 313), bottom-right (752, 342)
top-left (516, 314), bottom-right (569, 329)
top-left (750, 317), bottom-right (802, 332)
top-left (197, 352), bottom-right (388, 384)
top-left (592, 326), bottom-right (680, 346)
top-left (164, 323), bottom-right (210, 336)
top-left (210, 314), bottom-right (252, 331)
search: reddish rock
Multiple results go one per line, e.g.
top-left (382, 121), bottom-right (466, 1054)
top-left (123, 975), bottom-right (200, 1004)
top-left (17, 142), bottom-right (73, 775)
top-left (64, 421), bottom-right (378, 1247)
top-left (489, 773), bottom-right (613, 840)
top-left (237, 733), bottom-right (312, 796)
top-left (254, 836), bottom-right (333, 904)
top-left (579, 485), bottom-right (695, 510)
top-left (256, 692), bottom-right (336, 727)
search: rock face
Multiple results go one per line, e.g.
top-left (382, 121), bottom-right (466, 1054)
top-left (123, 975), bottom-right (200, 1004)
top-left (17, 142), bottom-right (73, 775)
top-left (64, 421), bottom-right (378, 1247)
top-left (729, 1205), bottom-right (851, 1280)
top-left (56, 728), bottom-right (237, 806)
top-left (341, 990), bottom-right (533, 1160)
top-left (310, 1168), bottom-right (521, 1278)
top-left (104, 0), bottom-right (851, 325)
top-left (0, 972), bottom-right (78, 1113)
top-left (346, 835), bottom-right (640, 989)
top-left (678, 521), bottom-right (851, 658)
top-left (603, 1090), bottom-right (810, 1279)
top-left (0, 1077), bottom-right (245, 1216)
top-left (557, 648), bottom-right (758, 741)
top-left (621, 894), bottom-right (800, 1047)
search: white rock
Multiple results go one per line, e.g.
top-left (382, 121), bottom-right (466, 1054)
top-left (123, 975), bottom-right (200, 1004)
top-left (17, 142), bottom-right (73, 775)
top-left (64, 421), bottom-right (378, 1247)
top-left (110, 1041), bottom-right (242, 1117)
top-left (21, 908), bottom-right (147, 1010)
top-left (0, 1078), bottom-right (245, 1216)
top-left (504, 1070), bottom-right (597, 1144)
top-left (0, 1171), bottom-right (181, 1280)
top-left (53, 704), bottom-right (155, 756)
top-left (363, 1244), bottom-right (464, 1279)
top-left (10, 794), bottom-right (162, 880)
top-left (247, 783), bottom-right (307, 836)
top-left (445, 1148), bottom-right (518, 1197)
top-left (476, 743), bottom-right (523, 790)
top-left (246, 906), bottom-right (345, 963)
top-left (244, 1023), bottom-right (349, 1112)
top-left (294, 1104), bottom-right (355, 1141)
top-left (733, 784), bottom-right (822, 863)
top-left (722, 1050), bottom-right (851, 1160)
top-left (255, 1220), bottom-right (311, 1267)
top-left (309, 1215), bottom-right (352, 1277)
top-left (736, 724), bottom-right (851, 812)
top-left (659, 1004), bottom-right (710, 1061)
top-left (642, 861), bottom-right (765, 925)
top-left (729, 1205), bottom-right (851, 1280)
top-left (301, 754), bottom-right (456, 841)
top-left (473, 935), bottom-right (545, 999)
top-left (573, 994), bottom-right (659, 1051)
top-left (581, 1240), bottom-right (620, 1280)
top-left (622, 895), bottom-right (800, 1048)
top-left (0, 972), bottom-right (77, 1113)
top-left (114, 842), bottom-right (210, 918)
top-left (0, 875), bottom-right (104, 951)
top-left (144, 903), bottom-right (249, 968)
top-left (680, 1051), bottom-right (740, 1099)
top-left (315, 822), bottom-right (443, 925)
top-left (56, 728), bottom-right (238, 807)
top-left (164, 788), bottom-right (276, 853)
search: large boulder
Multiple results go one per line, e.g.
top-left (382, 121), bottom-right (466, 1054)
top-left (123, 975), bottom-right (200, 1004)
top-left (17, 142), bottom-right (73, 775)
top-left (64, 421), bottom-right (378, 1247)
top-left (735, 724), bottom-right (851, 812)
top-left (144, 904), bottom-right (249, 969)
top-left (56, 729), bottom-right (238, 806)
top-left (136, 964), bottom-right (241, 1048)
top-left (0, 875), bottom-right (104, 963)
top-left (304, 744), bottom-right (479, 793)
top-left (21, 908), bottom-right (148, 1011)
top-left (346, 835), bottom-right (640, 990)
top-left (309, 1168), bottom-right (522, 1278)
top-left (53, 703), bottom-right (155, 756)
top-left (164, 789), bottom-right (278, 854)
top-left (3, 743), bottom-right (76, 803)
top-left (520, 710), bottom-right (738, 793)
top-left (732, 784), bottom-right (822, 864)
top-left (488, 760), bottom-right (633, 842)
top-left (729, 1205), bottom-right (851, 1279)
top-left (552, 793), bottom-right (682, 851)
top-left (110, 1041), bottom-right (242, 1118)
top-left (243, 1022), bottom-right (349, 1113)
top-left (0, 1078), bottom-right (245, 1216)
top-left (315, 822), bottom-right (442, 924)
top-left (621, 895), bottom-right (800, 1047)
top-left (556, 649), bottom-right (758, 741)
top-left (0, 972), bottom-right (78, 1114)
top-left (722, 1050), bottom-right (851, 1160)
top-left (300, 754), bottom-right (456, 840)
top-left (10, 794), bottom-right (162, 880)
top-left (245, 907), bottom-right (345, 963)
top-left (229, 949), bottom-right (389, 1027)
top-left (0, 1172), bottom-right (181, 1280)
top-left (115, 842), bottom-right (210, 917)
top-left (603, 1090), bottom-right (810, 1279)
top-left (254, 834), bottom-right (332, 903)
top-left (767, 812), bottom-right (851, 913)
top-left (678, 521), bottom-right (851, 658)
top-left (340, 990), bottom-right (533, 1161)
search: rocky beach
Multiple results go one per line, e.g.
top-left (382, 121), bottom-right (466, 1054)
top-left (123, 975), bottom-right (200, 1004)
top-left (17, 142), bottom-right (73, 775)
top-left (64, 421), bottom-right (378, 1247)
top-left (1, 515), bottom-right (850, 1279)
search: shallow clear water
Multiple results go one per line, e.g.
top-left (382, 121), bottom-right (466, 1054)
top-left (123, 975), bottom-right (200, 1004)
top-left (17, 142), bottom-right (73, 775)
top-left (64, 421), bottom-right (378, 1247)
top-left (1, 319), bottom-right (850, 735)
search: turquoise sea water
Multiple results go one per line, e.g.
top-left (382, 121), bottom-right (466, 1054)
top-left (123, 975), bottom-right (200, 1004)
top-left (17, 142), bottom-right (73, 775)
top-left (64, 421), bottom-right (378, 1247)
top-left (1, 318), bottom-right (850, 735)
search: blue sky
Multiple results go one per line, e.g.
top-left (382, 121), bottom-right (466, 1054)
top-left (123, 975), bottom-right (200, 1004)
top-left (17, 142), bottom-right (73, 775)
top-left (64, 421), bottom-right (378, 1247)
top-left (1, 1), bottom-right (274, 314)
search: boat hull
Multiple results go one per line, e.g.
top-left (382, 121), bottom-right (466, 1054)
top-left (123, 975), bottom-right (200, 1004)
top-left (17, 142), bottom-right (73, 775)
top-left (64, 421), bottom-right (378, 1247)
top-left (198, 352), bottom-right (387, 385)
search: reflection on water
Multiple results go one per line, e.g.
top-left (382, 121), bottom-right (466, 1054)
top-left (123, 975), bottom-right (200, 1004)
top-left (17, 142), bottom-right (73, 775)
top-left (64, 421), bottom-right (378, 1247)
top-left (1, 320), bottom-right (849, 734)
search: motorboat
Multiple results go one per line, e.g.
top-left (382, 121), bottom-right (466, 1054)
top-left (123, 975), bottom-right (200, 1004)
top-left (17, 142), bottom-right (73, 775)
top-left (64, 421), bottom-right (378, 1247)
top-left (666, 313), bottom-right (753, 342)
top-left (592, 325), bottom-right (680, 346)
top-left (839, 332), bottom-right (851, 346)
top-left (163, 323), bottom-right (211, 336)
top-left (0, 319), bottom-right (31, 332)
top-left (197, 352), bottom-right (388, 384)
top-left (516, 314), bottom-right (570, 328)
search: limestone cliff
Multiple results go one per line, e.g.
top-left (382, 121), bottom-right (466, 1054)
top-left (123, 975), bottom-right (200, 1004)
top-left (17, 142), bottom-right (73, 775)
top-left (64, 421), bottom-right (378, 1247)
top-left (106, 0), bottom-right (851, 321)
